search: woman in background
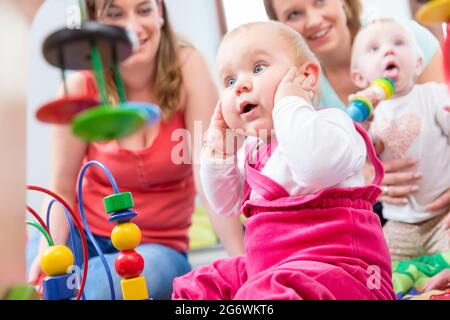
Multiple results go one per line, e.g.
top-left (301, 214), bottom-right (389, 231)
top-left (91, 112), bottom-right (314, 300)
top-left (27, 0), bottom-right (244, 299)
top-left (263, 0), bottom-right (450, 224)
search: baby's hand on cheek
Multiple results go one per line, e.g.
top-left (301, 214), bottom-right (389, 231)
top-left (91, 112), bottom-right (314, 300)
top-left (274, 67), bottom-right (313, 105)
top-left (205, 101), bottom-right (244, 158)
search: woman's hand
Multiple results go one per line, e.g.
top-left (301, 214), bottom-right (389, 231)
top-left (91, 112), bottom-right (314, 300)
top-left (443, 212), bottom-right (450, 232)
top-left (378, 157), bottom-right (422, 205)
top-left (419, 269), bottom-right (450, 292)
top-left (426, 188), bottom-right (450, 214)
top-left (204, 101), bottom-right (244, 158)
top-left (422, 175), bottom-right (449, 233)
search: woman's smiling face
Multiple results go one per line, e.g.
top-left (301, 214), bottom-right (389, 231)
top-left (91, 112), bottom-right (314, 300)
top-left (271, 0), bottom-right (350, 56)
top-left (97, 0), bottom-right (164, 67)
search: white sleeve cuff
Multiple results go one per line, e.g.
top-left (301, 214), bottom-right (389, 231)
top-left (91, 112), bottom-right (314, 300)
top-left (200, 146), bottom-right (238, 167)
top-left (273, 96), bottom-right (314, 119)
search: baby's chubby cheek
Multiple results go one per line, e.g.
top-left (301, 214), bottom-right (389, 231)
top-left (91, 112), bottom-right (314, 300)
top-left (221, 104), bottom-right (241, 129)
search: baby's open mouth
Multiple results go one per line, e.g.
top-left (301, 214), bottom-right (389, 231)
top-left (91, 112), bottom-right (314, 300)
top-left (383, 62), bottom-right (399, 80)
top-left (241, 104), bottom-right (257, 114)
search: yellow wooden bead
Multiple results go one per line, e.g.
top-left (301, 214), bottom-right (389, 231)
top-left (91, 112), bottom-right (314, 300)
top-left (40, 245), bottom-right (74, 277)
top-left (121, 276), bottom-right (149, 300)
top-left (111, 222), bottom-right (141, 251)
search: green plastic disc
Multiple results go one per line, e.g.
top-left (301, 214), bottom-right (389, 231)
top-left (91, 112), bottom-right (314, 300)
top-left (104, 192), bottom-right (134, 214)
top-left (72, 105), bottom-right (146, 141)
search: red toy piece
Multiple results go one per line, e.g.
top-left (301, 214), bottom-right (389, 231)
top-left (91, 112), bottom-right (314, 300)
top-left (114, 250), bottom-right (144, 279)
top-left (36, 95), bottom-right (99, 124)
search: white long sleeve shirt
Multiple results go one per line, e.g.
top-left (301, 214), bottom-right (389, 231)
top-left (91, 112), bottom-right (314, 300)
top-left (200, 96), bottom-right (367, 216)
top-left (370, 82), bottom-right (450, 223)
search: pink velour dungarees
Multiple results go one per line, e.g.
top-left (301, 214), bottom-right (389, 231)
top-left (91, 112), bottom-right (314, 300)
top-left (173, 123), bottom-right (396, 300)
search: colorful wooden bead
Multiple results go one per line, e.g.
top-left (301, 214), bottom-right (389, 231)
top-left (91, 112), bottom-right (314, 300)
top-left (40, 245), bottom-right (74, 277)
top-left (103, 192), bottom-right (134, 214)
top-left (108, 209), bottom-right (137, 224)
top-left (121, 276), bottom-right (149, 300)
top-left (115, 250), bottom-right (144, 279)
top-left (111, 222), bottom-right (141, 251)
top-left (42, 273), bottom-right (78, 300)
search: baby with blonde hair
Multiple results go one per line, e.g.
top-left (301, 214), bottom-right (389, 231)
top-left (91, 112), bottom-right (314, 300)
top-left (173, 21), bottom-right (395, 300)
top-left (351, 19), bottom-right (450, 261)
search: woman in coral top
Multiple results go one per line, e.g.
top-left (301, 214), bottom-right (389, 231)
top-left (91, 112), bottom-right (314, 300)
top-left (26, 0), bottom-right (245, 299)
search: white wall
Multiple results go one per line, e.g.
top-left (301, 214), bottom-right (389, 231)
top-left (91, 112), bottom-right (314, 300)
top-left (222, 0), bottom-right (412, 30)
top-left (360, 0), bottom-right (412, 21)
top-left (165, 0), bottom-right (222, 71)
top-left (27, 0), bottom-right (222, 210)
top-left (27, 0), bottom-right (78, 210)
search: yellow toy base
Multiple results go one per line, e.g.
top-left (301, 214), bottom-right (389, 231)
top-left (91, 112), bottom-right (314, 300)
top-left (416, 0), bottom-right (450, 24)
top-left (121, 276), bottom-right (149, 300)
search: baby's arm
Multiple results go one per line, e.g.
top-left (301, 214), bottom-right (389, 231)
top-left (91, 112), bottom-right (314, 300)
top-left (200, 100), bottom-right (246, 216)
top-left (200, 148), bottom-right (245, 216)
top-left (348, 87), bottom-right (383, 109)
top-left (273, 96), bottom-right (366, 192)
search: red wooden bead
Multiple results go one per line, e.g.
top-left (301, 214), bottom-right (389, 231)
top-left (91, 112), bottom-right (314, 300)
top-left (114, 250), bottom-right (144, 279)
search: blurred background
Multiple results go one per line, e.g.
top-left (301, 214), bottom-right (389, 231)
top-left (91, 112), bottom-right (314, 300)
top-left (27, 0), bottom-right (440, 209)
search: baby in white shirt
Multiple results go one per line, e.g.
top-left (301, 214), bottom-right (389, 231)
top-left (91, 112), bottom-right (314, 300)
top-left (172, 21), bottom-right (395, 300)
top-left (201, 22), bottom-right (367, 216)
top-left (351, 18), bottom-right (450, 260)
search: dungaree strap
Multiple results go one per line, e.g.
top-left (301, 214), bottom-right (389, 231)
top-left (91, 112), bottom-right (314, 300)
top-left (242, 120), bottom-right (384, 204)
top-left (242, 139), bottom-right (289, 204)
top-left (353, 122), bottom-right (384, 186)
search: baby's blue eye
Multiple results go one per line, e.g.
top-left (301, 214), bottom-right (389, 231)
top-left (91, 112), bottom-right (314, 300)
top-left (226, 79), bottom-right (236, 87)
top-left (370, 46), bottom-right (379, 53)
top-left (394, 40), bottom-right (404, 46)
top-left (254, 65), bottom-right (266, 73)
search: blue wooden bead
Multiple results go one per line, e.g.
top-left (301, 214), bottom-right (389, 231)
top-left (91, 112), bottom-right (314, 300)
top-left (42, 274), bottom-right (78, 300)
top-left (108, 210), bottom-right (138, 224)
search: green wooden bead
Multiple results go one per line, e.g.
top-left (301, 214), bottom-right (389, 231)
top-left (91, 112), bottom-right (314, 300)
top-left (104, 192), bottom-right (134, 214)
